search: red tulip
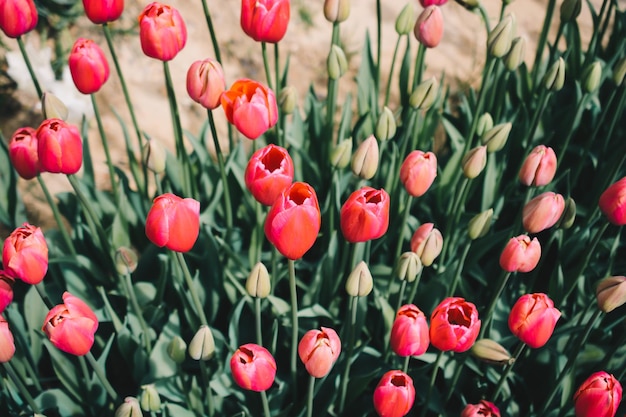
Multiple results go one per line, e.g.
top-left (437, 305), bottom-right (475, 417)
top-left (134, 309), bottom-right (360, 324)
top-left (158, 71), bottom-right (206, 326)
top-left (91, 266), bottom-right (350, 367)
top-left (2, 223), bottom-right (48, 285)
top-left (298, 327), bottom-right (341, 378)
top-left (42, 292), bottom-right (98, 356)
top-left (69, 38), bottom-right (110, 94)
top-left (36, 118), bottom-right (83, 175)
top-left (241, 0), bottom-right (290, 43)
top-left (430, 297), bottom-right (481, 353)
top-left (340, 187), bottom-right (390, 243)
top-left (399, 150), bottom-right (437, 197)
top-left (245, 144), bottom-right (294, 206)
top-left (414, 6), bottom-right (444, 49)
top-left (82, 0), bottom-right (123, 24)
top-left (599, 176), bottom-right (626, 225)
top-left (230, 343), bottom-right (277, 392)
top-left (508, 293), bottom-right (561, 348)
top-left (410, 223), bottom-right (442, 267)
top-left (221, 79), bottom-right (278, 140)
top-left (499, 234), bottom-right (541, 273)
top-left (9, 127), bottom-right (40, 179)
top-left (186, 58), bottom-right (225, 110)
top-left (0, 272), bottom-right (14, 314)
top-left (461, 400), bottom-right (500, 417)
top-left (573, 371), bottom-right (622, 417)
top-left (420, 0), bottom-right (448, 6)
top-left (145, 193), bottom-right (200, 253)
top-left (522, 192), bottom-right (565, 234)
top-left (373, 370), bottom-right (415, 417)
top-left (518, 145), bottom-right (557, 187)
top-left (0, 0), bottom-right (38, 38)
top-left (0, 315), bottom-right (15, 362)
top-left (390, 304), bottom-right (429, 357)
top-left (264, 182), bottom-right (321, 260)
top-left (138, 2), bottom-right (187, 61)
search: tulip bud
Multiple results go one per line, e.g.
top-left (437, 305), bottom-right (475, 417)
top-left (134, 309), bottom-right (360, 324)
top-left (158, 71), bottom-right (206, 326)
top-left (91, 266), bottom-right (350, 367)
top-left (395, 252), bottom-right (423, 283)
top-left (560, 0), bottom-right (582, 22)
top-left (330, 139), bottom-right (352, 168)
top-left (462, 145), bottom-right (487, 179)
top-left (351, 135), bottom-right (379, 180)
top-left (470, 338), bottom-right (513, 366)
top-left (522, 192), bottom-right (565, 234)
top-left (414, 6), bottom-right (444, 49)
top-left (599, 176), bottom-right (626, 225)
top-left (395, 3), bottom-right (417, 36)
top-left (481, 122), bottom-right (512, 153)
top-left (186, 58), bottom-right (226, 110)
top-left (241, 0), bottom-right (290, 43)
top-left (140, 384), bottom-right (161, 412)
top-left (582, 61), bottom-right (602, 93)
top-left (468, 208), bottom-right (493, 240)
top-left (376, 106), bottom-right (397, 141)
top-left (345, 261), bottom-right (373, 297)
top-left (399, 150), bottom-right (438, 197)
top-left (544, 57), bottom-right (566, 91)
top-left (324, 0), bottom-right (350, 23)
top-left (373, 370), bottom-right (416, 417)
top-left (9, 127), bottom-right (40, 180)
top-left (573, 371), bottom-right (622, 417)
top-left (476, 113), bottom-right (493, 137)
top-left (115, 397), bottom-right (142, 417)
top-left (328, 45), bottom-right (348, 80)
top-left (410, 223), bottom-right (443, 267)
top-left (555, 196), bottom-right (576, 229)
top-left (613, 57), bottom-right (626, 86)
top-left (69, 38), bottom-right (110, 94)
top-left (188, 325), bottom-right (215, 361)
top-left (518, 145), bottom-right (557, 187)
top-left (42, 92), bottom-right (69, 121)
top-left (167, 336), bottom-right (187, 364)
top-left (246, 262), bottom-right (271, 298)
top-left (499, 235), bottom-right (541, 273)
top-left (487, 14), bottom-right (515, 58)
top-left (278, 86), bottom-right (297, 114)
top-left (409, 76), bottom-right (439, 110)
top-left (596, 276), bottom-right (626, 313)
top-left (504, 36), bottom-right (525, 71)
top-left (142, 138), bottom-right (167, 174)
top-left (115, 247), bottom-right (138, 275)
top-left (83, 0), bottom-right (124, 24)
top-left (0, 316), bottom-right (15, 362)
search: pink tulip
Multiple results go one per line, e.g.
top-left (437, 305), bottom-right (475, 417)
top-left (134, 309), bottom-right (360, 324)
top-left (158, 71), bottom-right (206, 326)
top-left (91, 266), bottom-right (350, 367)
top-left (138, 2), bottom-right (187, 61)
top-left (461, 400), bottom-right (500, 417)
top-left (0, 315), bottom-right (15, 362)
top-left (0, 272), bottom-right (14, 314)
top-left (522, 192), bottom-right (565, 234)
top-left (298, 327), bottom-right (341, 378)
top-left (9, 127), bottom-right (40, 179)
top-left (221, 79), bottom-right (278, 140)
top-left (2, 223), bottom-right (48, 285)
top-left (573, 371), bottom-right (622, 417)
top-left (0, 0), bottom-right (38, 38)
top-left (599, 176), bottom-right (626, 225)
top-left (42, 292), bottom-right (98, 356)
top-left (390, 304), bottom-right (430, 357)
top-left (186, 58), bottom-right (226, 110)
top-left (414, 6), bottom-right (444, 49)
top-left (145, 193), bottom-right (200, 253)
top-left (245, 144), bottom-right (294, 206)
top-left (499, 235), bottom-right (541, 273)
top-left (340, 187), bottom-right (390, 243)
top-left (399, 150), bottom-right (437, 197)
top-left (230, 343), bottom-right (276, 392)
top-left (518, 145), bottom-right (557, 187)
top-left (508, 293), bottom-right (561, 348)
top-left (373, 370), bottom-right (415, 417)
top-left (430, 297), bottom-right (481, 353)
top-left (240, 0), bottom-right (290, 43)
top-left (36, 118), bottom-right (83, 175)
top-left (69, 38), bottom-right (110, 94)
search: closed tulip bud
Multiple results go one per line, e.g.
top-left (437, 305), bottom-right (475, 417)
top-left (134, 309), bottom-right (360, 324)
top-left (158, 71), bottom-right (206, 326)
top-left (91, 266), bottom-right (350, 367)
top-left (390, 304), bottom-right (430, 357)
top-left (138, 3), bottom-right (187, 61)
top-left (167, 336), bottom-right (187, 364)
top-left (468, 208), bottom-right (493, 240)
top-left (324, 0), bottom-right (350, 23)
top-left (42, 292), bottom-right (98, 356)
top-left (265, 182), bottom-right (321, 260)
top-left (246, 262), bottom-right (271, 298)
top-left (599, 176), bottom-right (626, 225)
top-left (245, 144), bottom-right (294, 206)
top-left (499, 235), bottom-right (541, 273)
top-left (142, 138), bottom-right (167, 174)
top-left (140, 384), bottom-right (161, 412)
top-left (230, 343), bottom-right (277, 391)
top-left (278, 86), bottom-right (297, 114)
top-left (461, 400), bottom-right (501, 417)
top-left (518, 145), bottom-right (557, 186)
top-left (414, 6), bottom-right (444, 49)
top-left (409, 76), bottom-right (439, 110)
top-left (430, 297), bottom-right (481, 352)
top-left (400, 150), bottom-right (437, 197)
top-left (522, 192), bottom-right (565, 234)
top-left (504, 36), bottom-right (525, 71)
top-left (596, 276), bottom-right (626, 313)
top-left (36, 118), bottom-right (83, 175)
top-left (9, 127), bottom-right (40, 180)
top-left (221, 79), bottom-right (278, 140)
top-left (188, 325), bottom-right (215, 361)
top-left (462, 145), bottom-right (487, 179)
top-left (544, 57), bottom-right (566, 91)
top-left (241, 0), bottom-right (290, 43)
top-left (556, 196), bottom-right (576, 229)
top-left (613, 57), bottom-right (626, 86)
top-left (395, 3), bottom-right (417, 36)
top-left (373, 370), bottom-right (415, 417)
top-left (410, 223), bottom-right (443, 267)
top-left (0, 0), bottom-right (38, 38)
top-left (114, 397), bottom-right (142, 417)
top-left (470, 338), bottom-right (513, 366)
top-left (573, 371), bottom-right (622, 417)
top-left (0, 316), bottom-right (15, 362)
top-left (3, 223), bottom-right (48, 285)
top-left (395, 252), bottom-right (422, 283)
top-left (330, 139), bottom-right (352, 168)
top-left (340, 187), bottom-right (390, 243)
top-left (582, 61), bottom-right (602, 93)
top-left (328, 44), bottom-right (348, 80)
top-left (145, 193), bottom-right (200, 252)
top-left (481, 122), bottom-right (512, 153)
top-left (376, 106), bottom-right (397, 141)
top-left (114, 247), bottom-right (138, 275)
top-left (476, 113), bottom-right (493, 137)
top-left (83, 0), bottom-right (124, 24)
top-left (186, 58), bottom-right (226, 110)
top-left (345, 261), bottom-right (373, 297)
top-left (508, 293), bottom-right (561, 348)
top-left (298, 327), bottom-right (341, 378)
top-left (42, 92), bottom-right (69, 120)
top-left (560, 0), bottom-right (582, 22)
top-left (487, 14), bottom-right (515, 58)
top-left (69, 38), bottom-right (110, 94)
top-left (351, 135), bottom-right (379, 180)
top-left (0, 273), bottom-right (14, 314)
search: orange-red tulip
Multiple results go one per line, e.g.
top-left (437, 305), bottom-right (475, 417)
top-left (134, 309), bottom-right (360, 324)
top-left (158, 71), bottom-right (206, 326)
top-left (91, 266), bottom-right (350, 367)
top-left (461, 400), bottom-right (500, 417)
top-left (42, 292), bottom-right (98, 356)
top-left (240, 0), bottom-right (290, 43)
top-left (0, 0), bottom-right (38, 38)
top-left (2, 223), bottom-right (48, 285)
top-left (245, 144), bottom-right (294, 206)
top-left (9, 127), bottom-right (40, 179)
top-left (430, 297), bottom-right (481, 353)
top-left (373, 370), bottom-right (415, 417)
top-left (340, 187), bottom-right (390, 243)
top-left (36, 118), bottom-right (83, 175)
top-left (138, 2), bottom-right (187, 61)
top-left (221, 79), bottom-right (278, 140)
top-left (573, 371), bottom-right (622, 417)
top-left (82, 0), bottom-right (123, 24)
top-left (390, 304), bottom-right (429, 357)
top-left (230, 343), bottom-right (276, 392)
top-left (508, 293), bottom-right (561, 348)
top-left (69, 38), bottom-right (110, 94)
top-left (499, 234), bottom-right (541, 273)
top-left (145, 193), bottom-right (200, 253)
top-left (599, 176), bottom-right (626, 226)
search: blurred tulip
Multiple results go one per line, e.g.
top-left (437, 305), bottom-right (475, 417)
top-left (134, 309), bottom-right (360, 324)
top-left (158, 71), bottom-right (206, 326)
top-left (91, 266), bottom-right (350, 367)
top-left (414, 6), bottom-right (444, 48)
top-left (140, 384), bottom-right (161, 412)
top-left (409, 76), bottom-right (439, 110)
top-left (470, 338), bottom-right (513, 366)
top-left (390, 304), bottom-right (430, 357)
top-left (138, 2), bottom-right (187, 61)
top-left (504, 36), bottom-right (525, 71)
top-left (467, 209), bottom-right (493, 240)
top-left (476, 113), bottom-right (494, 137)
top-left (599, 176), bottom-right (626, 225)
top-left (240, 0), bottom-right (290, 43)
top-left (395, 252), bottom-right (422, 283)
top-left (373, 370), bottom-right (415, 417)
top-left (186, 58), bottom-right (225, 110)
top-left (331, 139), bottom-right (352, 169)
top-left (560, 0), bottom-right (582, 22)
top-left (167, 336), bottom-right (186, 364)
top-left (400, 150), bottom-right (437, 197)
top-left (462, 146), bottom-right (487, 179)
top-left (421, 0), bottom-right (447, 5)
top-left (115, 397), bottom-right (142, 417)
top-left (42, 292), bottom-right (98, 356)
top-left (613, 57), bottom-right (626, 86)
top-left (340, 187), bottom-right (390, 243)
top-left (298, 327), bottom-right (341, 378)
top-left (461, 400), bottom-right (501, 417)
top-left (0, 315), bottom-right (15, 362)
top-left (0, 273), bottom-right (14, 314)
top-left (42, 92), bottom-right (69, 120)
top-left (0, 0), bottom-right (38, 38)
top-left (430, 297), bottom-right (481, 352)
top-left (410, 223), bottom-right (443, 267)
top-left (499, 235), bottom-right (541, 273)
top-left (9, 127), bottom-right (40, 179)
top-left (518, 145), bottom-right (557, 186)
top-left (596, 276), bottom-right (626, 313)
top-left (324, 0), bottom-right (350, 23)
top-left (582, 61), bottom-right (602, 93)
top-left (395, 3), bottom-right (417, 36)
top-left (328, 45), bottom-right (348, 79)
top-left (522, 192), bottom-right (565, 234)
top-left (69, 38), bottom-right (110, 94)
top-left (188, 325), bottom-right (215, 361)
top-left (3, 223), bottom-right (48, 285)
top-left (345, 261), bottom-right (373, 297)
top-left (246, 262), bottom-right (271, 298)
top-left (230, 343), bottom-right (277, 391)
top-left (481, 122), bottom-right (511, 153)
top-left (508, 293), bottom-right (561, 348)
top-left (142, 138), bottom-right (167, 174)
top-left (265, 182), bottom-right (321, 260)
top-left (544, 57), bottom-right (566, 91)
top-left (278, 85), bottom-right (297, 114)
top-left (221, 78), bottom-right (278, 140)
top-left (376, 106), bottom-right (397, 141)
top-left (82, 0), bottom-right (124, 24)
top-left (573, 371), bottom-right (622, 417)
top-left (245, 144), bottom-right (294, 206)
top-left (145, 193), bottom-right (200, 252)
top-left (351, 135), bottom-right (379, 180)
top-left (556, 196), bottom-right (576, 229)
top-left (487, 14), bottom-right (515, 57)
top-left (36, 118), bottom-right (83, 175)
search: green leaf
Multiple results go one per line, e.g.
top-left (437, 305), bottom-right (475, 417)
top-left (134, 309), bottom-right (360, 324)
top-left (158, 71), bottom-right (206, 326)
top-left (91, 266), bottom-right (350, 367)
top-left (148, 310), bottom-right (180, 380)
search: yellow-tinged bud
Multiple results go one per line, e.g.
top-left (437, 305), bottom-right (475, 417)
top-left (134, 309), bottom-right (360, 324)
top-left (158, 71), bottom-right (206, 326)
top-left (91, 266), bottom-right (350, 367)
top-left (613, 57), bottom-right (626, 86)
top-left (582, 61), bottom-right (602, 93)
top-left (115, 397), bottom-right (142, 417)
top-left (481, 122), bottom-right (512, 153)
top-left (246, 262), bottom-right (271, 298)
top-left (345, 261), bottom-right (373, 297)
top-left (596, 276), bottom-right (626, 313)
top-left (331, 138), bottom-right (353, 168)
top-left (42, 92), bottom-right (69, 120)
top-left (278, 86), bottom-right (297, 115)
top-left (504, 37), bottom-right (526, 71)
top-left (376, 106), bottom-right (397, 141)
top-left (167, 336), bottom-right (187, 364)
top-left (470, 338), bottom-right (514, 366)
top-left (351, 135), bottom-right (379, 180)
top-left (324, 0), bottom-right (350, 23)
top-left (462, 146), bottom-right (487, 179)
top-left (395, 251), bottom-right (422, 282)
top-left (468, 208), bottom-right (493, 240)
top-left (476, 113), bottom-right (494, 137)
top-left (544, 57), bottom-right (566, 91)
top-left (560, 0), bottom-right (582, 22)
top-left (140, 384), bottom-right (161, 412)
top-left (487, 14), bottom-right (515, 58)
top-left (395, 3), bottom-right (417, 35)
top-left (142, 139), bottom-right (167, 174)
top-left (455, 0), bottom-right (480, 9)
top-left (328, 45), bottom-right (348, 80)
top-left (188, 325), bottom-right (215, 361)
top-left (556, 196), bottom-right (576, 229)
top-left (409, 76), bottom-right (439, 110)
top-left (115, 247), bottom-right (138, 275)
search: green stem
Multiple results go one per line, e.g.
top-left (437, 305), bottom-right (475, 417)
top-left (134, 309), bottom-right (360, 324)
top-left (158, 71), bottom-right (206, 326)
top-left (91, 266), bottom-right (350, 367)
top-left (338, 295), bottom-right (359, 412)
top-left (85, 351), bottom-right (119, 401)
top-left (465, 58), bottom-right (496, 152)
top-left (447, 241), bottom-right (472, 296)
top-left (199, 360), bottom-right (215, 417)
top-left (255, 297), bottom-right (263, 345)
top-left (275, 43), bottom-right (285, 148)
top-left (492, 343), bottom-right (527, 401)
top-left (260, 390), bottom-right (272, 417)
top-left (556, 94), bottom-right (590, 169)
top-left (439, 177), bottom-right (470, 266)
top-left (123, 272), bottom-right (152, 353)
top-left (395, 280), bottom-right (408, 315)
top-left (35, 282), bottom-right (53, 309)
top-left (207, 110), bottom-right (233, 236)
top-left (412, 43), bottom-right (427, 90)
top-left (402, 356), bottom-right (411, 373)
top-left (288, 259), bottom-right (298, 403)
top-left (306, 375), bottom-right (315, 417)
top-left (384, 35), bottom-right (403, 107)
top-left (479, 271), bottom-right (513, 338)
top-left (522, 87), bottom-right (550, 150)
top-left (376, 0), bottom-right (382, 101)
top-left (531, 0), bottom-right (557, 88)
top-left (420, 351), bottom-right (444, 417)
top-left (407, 268), bottom-right (424, 305)
top-left (37, 175), bottom-right (76, 255)
top-left (90, 94), bottom-right (118, 204)
top-left (199, 0), bottom-right (222, 63)
top-left (261, 42), bottom-right (274, 91)
top-left (3, 361), bottom-right (41, 413)
top-left (16, 36), bottom-right (42, 98)
top-left (175, 251), bottom-right (209, 327)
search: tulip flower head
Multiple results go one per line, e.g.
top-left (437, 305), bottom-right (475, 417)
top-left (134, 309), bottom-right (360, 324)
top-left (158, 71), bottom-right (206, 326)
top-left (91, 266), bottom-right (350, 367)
top-left (522, 192), bottom-right (565, 234)
top-left (340, 187), bottom-right (390, 243)
top-left (390, 304), bottom-right (430, 357)
top-left (240, 0), bottom-right (290, 43)
top-left (0, 273), bottom-right (14, 314)
top-left (69, 38), bottom-right (110, 94)
top-left (414, 6), bottom-right (444, 49)
top-left (410, 223), bottom-right (443, 267)
top-left (420, 0), bottom-right (448, 5)
top-left (42, 292), bottom-right (98, 356)
top-left (0, 0), bottom-right (38, 38)
top-left (461, 400), bottom-right (501, 417)
top-left (596, 276), bottom-right (626, 313)
top-left (245, 144), bottom-right (294, 206)
top-left (573, 371), bottom-right (622, 417)
top-left (400, 150), bottom-right (437, 197)
top-left (82, 0), bottom-right (124, 24)
top-left (9, 127), bottom-right (40, 180)
top-left (430, 297), bottom-right (481, 353)
top-left (186, 58), bottom-right (225, 110)
top-left (519, 145), bottom-right (557, 187)
top-left (508, 293), bottom-right (561, 348)
top-left (264, 182), bottom-right (321, 260)
top-left (36, 118), bottom-right (83, 175)
top-left (298, 327), bottom-right (341, 378)
top-left (2, 223), bottom-right (48, 285)
top-left (230, 343), bottom-right (277, 392)
top-left (499, 235), bottom-right (541, 273)
top-left (373, 370), bottom-right (416, 417)
top-left (599, 176), bottom-right (626, 225)
top-left (0, 315), bottom-right (15, 363)
top-left (145, 193), bottom-right (200, 252)
top-left (138, 2), bottom-right (187, 61)
top-left (221, 79), bottom-right (279, 140)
